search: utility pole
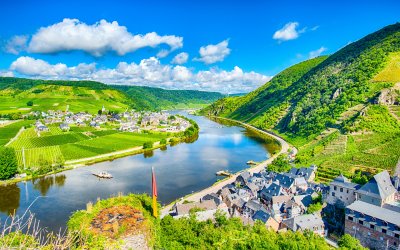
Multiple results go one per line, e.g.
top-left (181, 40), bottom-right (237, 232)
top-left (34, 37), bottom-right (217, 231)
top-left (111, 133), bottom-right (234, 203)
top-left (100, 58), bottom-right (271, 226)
top-left (22, 147), bottom-right (26, 170)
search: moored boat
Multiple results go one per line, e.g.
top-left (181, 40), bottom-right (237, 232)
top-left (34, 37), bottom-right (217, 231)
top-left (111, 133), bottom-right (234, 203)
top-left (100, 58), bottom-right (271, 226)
top-left (93, 171), bottom-right (113, 179)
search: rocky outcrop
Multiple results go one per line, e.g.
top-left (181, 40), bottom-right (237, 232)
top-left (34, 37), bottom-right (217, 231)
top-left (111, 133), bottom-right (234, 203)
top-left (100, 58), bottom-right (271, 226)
top-left (331, 88), bottom-right (342, 100)
top-left (375, 88), bottom-right (399, 105)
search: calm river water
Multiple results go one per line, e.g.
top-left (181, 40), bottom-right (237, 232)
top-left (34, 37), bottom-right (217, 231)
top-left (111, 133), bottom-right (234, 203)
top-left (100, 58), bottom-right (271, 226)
top-left (0, 112), bottom-right (279, 231)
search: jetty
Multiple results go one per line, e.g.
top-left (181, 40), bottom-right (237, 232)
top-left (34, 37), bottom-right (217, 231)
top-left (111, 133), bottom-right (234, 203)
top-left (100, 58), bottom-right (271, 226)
top-left (216, 170), bottom-right (232, 177)
top-left (93, 171), bottom-right (113, 179)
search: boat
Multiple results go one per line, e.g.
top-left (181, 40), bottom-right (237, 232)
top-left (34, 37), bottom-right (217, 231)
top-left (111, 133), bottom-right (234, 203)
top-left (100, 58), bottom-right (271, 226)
top-left (216, 170), bottom-right (232, 177)
top-left (246, 160), bottom-right (257, 165)
top-left (93, 171), bottom-right (113, 179)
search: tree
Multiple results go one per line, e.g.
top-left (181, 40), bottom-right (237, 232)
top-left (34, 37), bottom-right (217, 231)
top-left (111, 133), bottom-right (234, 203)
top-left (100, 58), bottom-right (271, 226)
top-left (26, 100), bottom-right (33, 106)
top-left (143, 142), bottom-right (153, 149)
top-left (0, 148), bottom-right (18, 180)
top-left (338, 234), bottom-right (366, 249)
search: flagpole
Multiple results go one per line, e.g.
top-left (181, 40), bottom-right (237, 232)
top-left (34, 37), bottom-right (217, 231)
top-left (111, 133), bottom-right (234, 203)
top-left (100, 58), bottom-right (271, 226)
top-left (152, 166), bottom-right (158, 218)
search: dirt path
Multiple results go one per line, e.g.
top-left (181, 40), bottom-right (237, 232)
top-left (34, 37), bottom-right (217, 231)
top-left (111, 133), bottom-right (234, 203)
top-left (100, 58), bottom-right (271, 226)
top-left (160, 117), bottom-right (295, 217)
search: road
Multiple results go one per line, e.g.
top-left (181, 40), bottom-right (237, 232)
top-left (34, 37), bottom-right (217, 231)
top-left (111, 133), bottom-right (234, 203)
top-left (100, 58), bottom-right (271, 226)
top-left (161, 117), bottom-right (296, 217)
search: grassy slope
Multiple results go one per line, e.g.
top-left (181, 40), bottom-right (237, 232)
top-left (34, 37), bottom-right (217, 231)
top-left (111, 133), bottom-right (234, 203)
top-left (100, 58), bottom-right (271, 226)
top-left (0, 77), bottom-right (224, 114)
top-left (202, 23), bottom-right (400, 181)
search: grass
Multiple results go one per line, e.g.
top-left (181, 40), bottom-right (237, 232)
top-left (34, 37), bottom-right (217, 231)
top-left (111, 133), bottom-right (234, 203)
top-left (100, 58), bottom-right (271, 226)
top-left (15, 146), bottom-right (64, 170)
top-left (0, 120), bottom-right (32, 146)
top-left (373, 52), bottom-right (400, 82)
top-left (0, 84), bottom-right (129, 114)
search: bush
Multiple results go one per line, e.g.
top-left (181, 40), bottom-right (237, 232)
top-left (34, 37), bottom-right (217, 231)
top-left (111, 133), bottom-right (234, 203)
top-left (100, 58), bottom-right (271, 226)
top-left (160, 138), bottom-right (167, 145)
top-left (0, 147), bottom-right (18, 180)
top-left (338, 234), bottom-right (366, 249)
top-left (26, 100), bottom-right (33, 106)
top-left (143, 141), bottom-right (153, 149)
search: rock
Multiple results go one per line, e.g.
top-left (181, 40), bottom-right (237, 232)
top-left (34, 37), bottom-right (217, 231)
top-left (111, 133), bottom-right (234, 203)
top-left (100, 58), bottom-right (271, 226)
top-left (121, 234), bottom-right (150, 250)
top-left (331, 88), bottom-right (342, 100)
top-left (376, 88), bottom-right (399, 105)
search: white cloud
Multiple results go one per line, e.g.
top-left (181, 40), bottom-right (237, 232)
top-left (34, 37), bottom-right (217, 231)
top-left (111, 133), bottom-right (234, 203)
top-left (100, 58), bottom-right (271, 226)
top-left (273, 22), bottom-right (303, 42)
top-left (0, 70), bottom-right (14, 77)
top-left (9, 56), bottom-right (271, 94)
top-left (4, 35), bottom-right (29, 54)
top-left (24, 18), bottom-right (183, 56)
top-left (171, 52), bottom-right (189, 64)
top-left (194, 40), bottom-right (230, 64)
top-left (308, 47), bottom-right (327, 59)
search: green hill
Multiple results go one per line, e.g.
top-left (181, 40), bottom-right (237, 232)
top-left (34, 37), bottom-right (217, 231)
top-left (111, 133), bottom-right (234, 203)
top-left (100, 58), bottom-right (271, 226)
top-left (202, 23), bottom-right (400, 180)
top-left (0, 77), bottom-right (223, 115)
top-left (114, 85), bottom-right (223, 110)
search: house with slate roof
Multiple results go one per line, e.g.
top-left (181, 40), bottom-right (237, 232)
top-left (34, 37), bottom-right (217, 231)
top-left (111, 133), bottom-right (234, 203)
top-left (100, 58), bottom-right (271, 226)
top-left (282, 213), bottom-right (326, 236)
top-left (326, 174), bottom-right (360, 207)
top-left (355, 170), bottom-right (396, 207)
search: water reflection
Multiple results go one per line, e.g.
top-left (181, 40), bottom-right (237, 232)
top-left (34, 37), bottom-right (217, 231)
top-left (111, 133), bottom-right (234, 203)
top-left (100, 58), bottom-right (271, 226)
top-left (32, 174), bottom-right (67, 196)
top-left (0, 184), bottom-right (20, 215)
top-left (0, 112), bottom-right (279, 232)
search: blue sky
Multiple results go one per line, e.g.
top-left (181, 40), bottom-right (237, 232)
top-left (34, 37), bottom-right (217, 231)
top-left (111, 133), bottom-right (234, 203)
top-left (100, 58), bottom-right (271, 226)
top-left (0, 0), bottom-right (399, 93)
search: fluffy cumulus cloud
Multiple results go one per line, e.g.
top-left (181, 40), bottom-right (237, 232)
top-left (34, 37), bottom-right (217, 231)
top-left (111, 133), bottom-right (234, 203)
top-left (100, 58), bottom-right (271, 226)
top-left (171, 52), bottom-right (189, 64)
top-left (194, 40), bottom-right (231, 64)
top-left (8, 18), bottom-right (183, 57)
top-left (273, 22), bottom-right (303, 42)
top-left (308, 46), bottom-right (327, 59)
top-left (10, 56), bottom-right (96, 78)
top-left (9, 56), bottom-right (271, 93)
top-left (4, 35), bottom-right (29, 54)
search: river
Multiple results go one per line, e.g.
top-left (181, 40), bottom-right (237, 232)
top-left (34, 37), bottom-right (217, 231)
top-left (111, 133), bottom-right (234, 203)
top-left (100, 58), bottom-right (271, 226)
top-left (0, 112), bottom-right (280, 231)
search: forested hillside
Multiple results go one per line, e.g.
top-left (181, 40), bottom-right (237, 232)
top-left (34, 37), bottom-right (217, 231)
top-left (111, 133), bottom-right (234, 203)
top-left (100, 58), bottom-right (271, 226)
top-left (114, 85), bottom-right (223, 110)
top-left (202, 23), bottom-right (400, 180)
top-left (0, 77), bottom-right (223, 114)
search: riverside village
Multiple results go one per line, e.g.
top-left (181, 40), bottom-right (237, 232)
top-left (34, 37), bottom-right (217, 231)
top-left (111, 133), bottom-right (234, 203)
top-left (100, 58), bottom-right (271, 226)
top-left (164, 160), bottom-right (400, 249)
top-left (29, 106), bottom-right (191, 135)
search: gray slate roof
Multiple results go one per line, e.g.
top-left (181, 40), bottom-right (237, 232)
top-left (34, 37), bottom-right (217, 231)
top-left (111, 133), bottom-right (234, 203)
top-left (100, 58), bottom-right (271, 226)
top-left (347, 200), bottom-right (400, 226)
top-left (357, 170), bottom-right (396, 200)
top-left (283, 213), bottom-right (324, 231)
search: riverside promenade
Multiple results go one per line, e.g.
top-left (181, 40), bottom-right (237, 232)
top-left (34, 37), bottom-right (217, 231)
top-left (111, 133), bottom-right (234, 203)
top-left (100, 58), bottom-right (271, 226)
top-left (161, 117), bottom-right (296, 217)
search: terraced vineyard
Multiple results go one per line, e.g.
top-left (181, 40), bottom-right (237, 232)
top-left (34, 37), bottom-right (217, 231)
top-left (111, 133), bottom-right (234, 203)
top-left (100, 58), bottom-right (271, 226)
top-left (0, 120), bottom-right (32, 146)
top-left (6, 122), bottom-right (170, 169)
top-left (15, 146), bottom-right (64, 169)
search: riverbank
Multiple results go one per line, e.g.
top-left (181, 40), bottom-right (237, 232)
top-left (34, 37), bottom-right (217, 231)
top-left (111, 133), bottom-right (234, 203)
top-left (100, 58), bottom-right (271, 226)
top-left (161, 116), bottom-right (296, 217)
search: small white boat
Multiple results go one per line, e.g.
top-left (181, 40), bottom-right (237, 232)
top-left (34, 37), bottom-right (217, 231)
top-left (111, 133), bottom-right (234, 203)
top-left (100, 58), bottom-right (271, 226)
top-left (93, 171), bottom-right (113, 179)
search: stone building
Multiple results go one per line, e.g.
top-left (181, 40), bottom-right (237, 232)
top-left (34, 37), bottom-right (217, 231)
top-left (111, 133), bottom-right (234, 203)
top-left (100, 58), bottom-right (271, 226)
top-left (345, 200), bottom-right (400, 250)
top-left (326, 174), bottom-right (360, 207)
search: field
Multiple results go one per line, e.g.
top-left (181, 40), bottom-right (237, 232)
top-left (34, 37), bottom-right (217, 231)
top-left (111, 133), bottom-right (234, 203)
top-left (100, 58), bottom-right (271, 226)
top-left (373, 52), bottom-right (400, 83)
top-left (7, 123), bottom-right (169, 169)
top-left (0, 120), bottom-right (32, 146)
top-left (0, 84), bottom-right (129, 115)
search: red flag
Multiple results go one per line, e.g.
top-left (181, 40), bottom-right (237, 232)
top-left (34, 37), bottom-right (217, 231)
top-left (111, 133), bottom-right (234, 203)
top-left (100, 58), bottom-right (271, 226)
top-left (152, 167), bottom-right (158, 217)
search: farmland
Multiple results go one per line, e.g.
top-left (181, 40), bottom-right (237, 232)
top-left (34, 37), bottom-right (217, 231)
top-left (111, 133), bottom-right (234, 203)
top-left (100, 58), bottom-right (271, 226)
top-left (0, 120), bottom-right (32, 146)
top-left (6, 123), bottom-right (169, 170)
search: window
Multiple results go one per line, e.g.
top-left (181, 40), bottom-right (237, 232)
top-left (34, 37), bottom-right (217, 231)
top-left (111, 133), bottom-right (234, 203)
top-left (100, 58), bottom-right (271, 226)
top-left (334, 186), bottom-right (337, 191)
top-left (347, 189), bottom-right (349, 193)
top-left (358, 220), bottom-right (363, 225)
top-left (395, 233), bottom-right (399, 239)
top-left (382, 228), bottom-right (387, 234)
top-left (348, 216), bottom-right (353, 221)
top-left (370, 224), bottom-right (375, 229)
top-left (332, 192), bottom-right (335, 197)
top-left (340, 187), bottom-right (343, 192)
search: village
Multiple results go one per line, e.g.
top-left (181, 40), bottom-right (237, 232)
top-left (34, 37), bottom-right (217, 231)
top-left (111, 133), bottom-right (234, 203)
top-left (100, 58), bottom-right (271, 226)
top-left (26, 106), bottom-right (191, 134)
top-left (166, 164), bottom-right (400, 250)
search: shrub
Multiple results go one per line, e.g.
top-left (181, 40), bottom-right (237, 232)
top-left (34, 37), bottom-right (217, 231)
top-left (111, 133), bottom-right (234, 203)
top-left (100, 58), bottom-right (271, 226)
top-left (26, 100), bottom-right (33, 106)
top-left (0, 147), bottom-right (18, 180)
top-left (160, 138), bottom-right (167, 145)
top-left (143, 141), bottom-right (153, 149)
